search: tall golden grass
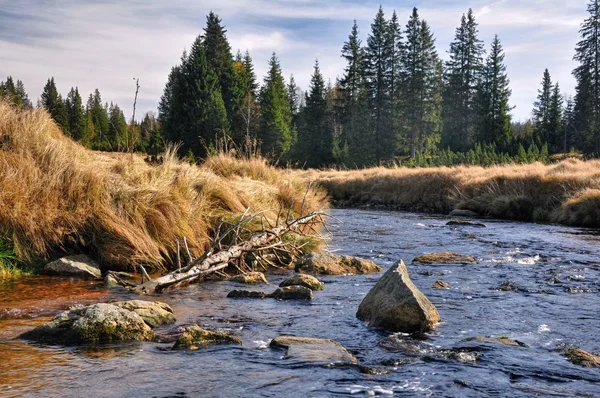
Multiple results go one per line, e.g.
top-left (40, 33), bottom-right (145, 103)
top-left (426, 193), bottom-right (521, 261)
top-left (0, 100), bottom-right (327, 272)
top-left (301, 159), bottom-right (600, 227)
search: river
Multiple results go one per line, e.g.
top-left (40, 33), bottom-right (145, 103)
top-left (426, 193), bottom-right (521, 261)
top-left (1, 209), bottom-right (599, 397)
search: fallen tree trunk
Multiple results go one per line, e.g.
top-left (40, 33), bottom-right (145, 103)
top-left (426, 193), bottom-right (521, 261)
top-left (133, 212), bottom-right (324, 294)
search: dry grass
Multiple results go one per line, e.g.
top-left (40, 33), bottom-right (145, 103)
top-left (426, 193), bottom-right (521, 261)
top-left (0, 100), bottom-right (327, 273)
top-left (300, 158), bottom-right (600, 227)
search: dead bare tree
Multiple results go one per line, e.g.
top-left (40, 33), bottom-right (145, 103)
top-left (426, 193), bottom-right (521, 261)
top-left (117, 211), bottom-right (325, 294)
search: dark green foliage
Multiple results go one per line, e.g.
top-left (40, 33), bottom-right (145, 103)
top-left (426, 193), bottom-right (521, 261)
top-left (477, 35), bottom-right (512, 149)
top-left (65, 87), bottom-right (86, 141)
top-left (258, 53), bottom-right (293, 159)
top-left (108, 102), bottom-right (128, 151)
top-left (0, 76), bottom-right (32, 109)
top-left (41, 77), bottom-right (69, 134)
top-left (86, 90), bottom-right (110, 149)
top-left (442, 9), bottom-right (484, 152)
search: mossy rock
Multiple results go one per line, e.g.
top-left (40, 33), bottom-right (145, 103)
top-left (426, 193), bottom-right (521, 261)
top-left (111, 300), bottom-right (175, 328)
top-left (413, 252), bottom-right (476, 265)
top-left (227, 290), bottom-right (269, 299)
top-left (173, 325), bottom-right (242, 350)
top-left (462, 336), bottom-right (528, 347)
top-left (228, 272), bottom-right (269, 285)
top-left (296, 252), bottom-right (382, 275)
top-left (564, 348), bottom-right (600, 367)
top-left (432, 280), bottom-right (450, 289)
top-left (279, 274), bottom-right (324, 291)
top-left (270, 286), bottom-right (313, 301)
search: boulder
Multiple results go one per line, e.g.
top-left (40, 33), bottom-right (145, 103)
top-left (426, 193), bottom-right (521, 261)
top-left (173, 325), bottom-right (242, 350)
top-left (104, 273), bottom-right (120, 288)
top-left (449, 209), bottom-right (479, 217)
top-left (270, 336), bottom-right (357, 364)
top-left (279, 274), bottom-right (324, 291)
top-left (44, 255), bottom-right (102, 279)
top-left (228, 272), bottom-right (269, 285)
top-left (413, 252), bottom-right (476, 265)
top-left (356, 260), bottom-right (440, 333)
top-left (227, 290), bottom-right (269, 299)
top-left (432, 280), bottom-right (451, 289)
top-left (446, 220), bottom-right (486, 228)
top-left (19, 303), bottom-right (154, 344)
top-left (296, 252), bottom-right (382, 275)
top-left (461, 336), bottom-right (528, 347)
top-left (270, 286), bottom-right (313, 301)
top-left (111, 300), bottom-right (175, 328)
top-left (563, 348), bottom-right (600, 367)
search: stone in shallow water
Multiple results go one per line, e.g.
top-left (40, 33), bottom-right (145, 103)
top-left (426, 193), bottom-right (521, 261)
top-left (227, 290), bottom-right (269, 299)
top-left (461, 336), bottom-right (528, 347)
top-left (446, 220), bottom-right (487, 228)
top-left (563, 348), bottom-right (600, 367)
top-left (432, 280), bottom-right (450, 289)
top-left (44, 255), bottom-right (102, 279)
top-left (111, 300), bottom-right (175, 328)
top-left (173, 325), bottom-right (242, 350)
top-left (295, 252), bottom-right (382, 275)
top-left (228, 272), bottom-right (269, 285)
top-left (19, 303), bottom-right (154, 344)
top-left (270, 336), bottom-right (357, 364)
top-left (449, 209), bottom-right (479, 217)
top-left (356, 260), bottom-right (440, 333)
top-left (270, 286), bottom-right (313, 301)
top-left (413, 252), bottom-right (476, 265)
top-left (279, 274), bottom-right (324, 291)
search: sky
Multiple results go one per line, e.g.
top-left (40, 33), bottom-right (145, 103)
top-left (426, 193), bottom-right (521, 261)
top-left (0, 0), bottom-right (590, 121)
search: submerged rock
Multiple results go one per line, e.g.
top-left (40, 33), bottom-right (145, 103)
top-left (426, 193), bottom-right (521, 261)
top-left (449, 209), bottom-right (479, 217)
top-left (173, 325), bottom-right (242, 350)
top-left (227, 290), bottom-right (269, 299)
top-left (563, 348), bottom-right (600, 367)
top-left (432, 280), bottom-right (451, 289)
top-left (228, 272), bottom-right (269, 285)
top-left (111, 300), bottom-right (175, 328)
top-left (446, 220), bottom-right (487, 228)
top-left (296, 252), bottom-right (382, 275)
top-left (279, 274), bottom-right (324, 291)
top-left (270, 286), bottom-right (313, 301)
top-left (19, 303), bottom-right (154, 344)
top-left (44, 255), bottom-right (102, 279)
top-left (356, 260), bottom-right (440, 333)
top-left (413, 252), bottom-right (476, 265)
top-left (461, 336), bottom-right (528, 347)
top-left (270, 336), bottom-right (357, 364)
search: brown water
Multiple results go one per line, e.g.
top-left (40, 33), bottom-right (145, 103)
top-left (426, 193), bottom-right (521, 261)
top-left (2, 209), bottom-right (600, 397)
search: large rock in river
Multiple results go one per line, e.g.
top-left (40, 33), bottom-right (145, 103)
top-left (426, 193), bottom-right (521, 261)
top-left (270, 336), bottom-right (357, 365)
top-left (270, 286), bottom-right (313, 301)
top-left (19, 302), bottom-right (156, 344)
top-left (44, 254), bottom-right (102, 279)
top-left (564, 348), bottom-right (600, 367)
top-left (296, 252), bottom-right (382, 275)
top-left (173, 325), bottom-right (242, 350)
top-left (356, 260), bottom-right (440, 333)
top-left (111, 300), bottom-right (175, 328)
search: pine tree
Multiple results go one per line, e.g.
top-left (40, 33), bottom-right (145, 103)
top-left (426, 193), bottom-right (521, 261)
top-left (65, 87), bottom-right (86, 141)
top-left (365, 6), bottom-right (393, 163)
top-left (40, 77), bottom-right (69, 134)
top-left (563, 96), bottom-right (576, 154)
top-left (108, 102), bottom-right (128, 151)
top-left (0, 77), bottom-right (32, 109)
top-left (296, 61), bottom-right (333, 167)
top-left (203, 12), bottom-right (243, 131)
top-left (258, 53), bottom-right (293, 158)
top-left (158, 64), bottom-right (183, 144)
top-left (87, 89), bottom-right (109, 149)
top-left (387, 11), bottom-right (403, 147)
top-left (532, 69), bottom-right (553, 146)
top-left (401, 9), bottom-right (443, 157)
top-left (547, 83), bottom-right (564, 153)
top-left (477, 35), bottom-right (512, 149)
top-left (442, 9), bottom-right (485, 151)
top-left (573, 0), bottom-right (600, 153)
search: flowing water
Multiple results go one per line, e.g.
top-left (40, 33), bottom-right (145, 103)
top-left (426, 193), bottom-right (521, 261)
top-left (1, 209), bottom-right (600, 397)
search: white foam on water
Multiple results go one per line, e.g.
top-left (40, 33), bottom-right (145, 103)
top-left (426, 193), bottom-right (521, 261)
top-left (253, 340), bottom-right (269, 349)
top-left (538, 324), bottom-right (550, 333)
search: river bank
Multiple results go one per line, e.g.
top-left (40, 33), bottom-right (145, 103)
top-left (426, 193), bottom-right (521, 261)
top-left (300, 159), bottom-right (600, 227)
top-left (0, 101), bottom-right (327, 277)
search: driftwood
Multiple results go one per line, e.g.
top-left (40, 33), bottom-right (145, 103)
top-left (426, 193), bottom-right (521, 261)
top-left (132, 211), bottom-right (324, 294)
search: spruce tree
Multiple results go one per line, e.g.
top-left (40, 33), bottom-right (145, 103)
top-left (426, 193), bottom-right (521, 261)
top-left (296, 61), bottom-right (333, 168)
top-left (87, 89), bottom-right (110, 149)
top-left (203, 12), bottom-right (243, 131)
top-left (387, 11), bottom-right (403, 146)
top-left (0, 77), bottom-right (32, 109)
top-left (365, 6), bottom-right (393, 163)
top-left (258, 53), bottom-right (293, 158)
top-left (40, 77), bottom-right (69, 134)
top-left (108, 102), bottom-right (128, 150)
top-left (532, 69), bottom-right (553, 146)
top-left (477, 35), bottom-right (512, 149)
top-left (401, 9), bottom-right (443, 157)
top-left (442, 9), bottom-right (485, 151)
top-left (65, 87), bottom-right (86, 141)
top-left (547, 83), bottom-right (564, 153)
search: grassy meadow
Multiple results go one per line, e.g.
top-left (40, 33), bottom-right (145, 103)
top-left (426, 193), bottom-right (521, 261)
top-left (0, 100), bottom-right (327, 276)
top-left (301, 160), bottom-right (600, 227)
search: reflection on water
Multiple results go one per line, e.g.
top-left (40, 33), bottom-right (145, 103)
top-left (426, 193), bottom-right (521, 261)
top-left (1, 209), bottom-right (600, 397)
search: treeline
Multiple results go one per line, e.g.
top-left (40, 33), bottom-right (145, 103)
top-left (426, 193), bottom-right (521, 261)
top-left (5, 1), bottom-right (600, 168)
top-left (0, 76), bottom-right (163, 155)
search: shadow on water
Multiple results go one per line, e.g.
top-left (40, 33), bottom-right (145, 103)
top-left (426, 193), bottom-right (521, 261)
top-left (1, 209), bottom-right (600, 397)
